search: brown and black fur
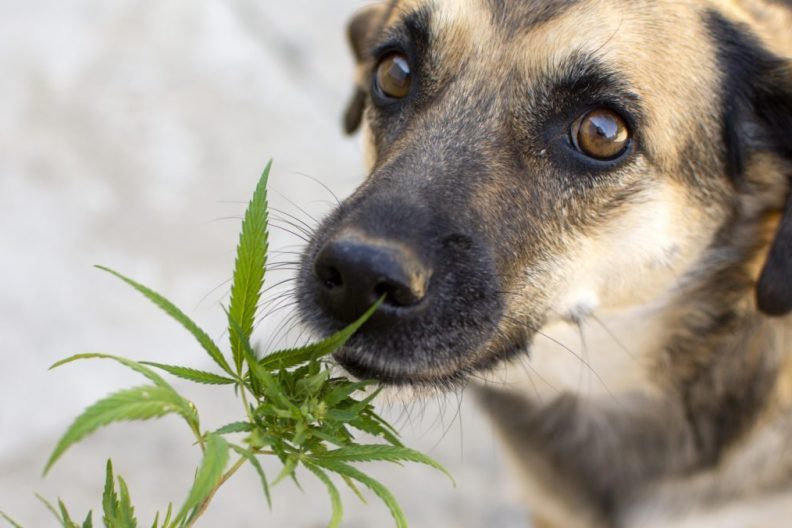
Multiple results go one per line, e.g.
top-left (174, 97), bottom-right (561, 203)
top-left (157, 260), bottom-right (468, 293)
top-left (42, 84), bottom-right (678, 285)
top-left (296, 0), bottom-right (792, 526)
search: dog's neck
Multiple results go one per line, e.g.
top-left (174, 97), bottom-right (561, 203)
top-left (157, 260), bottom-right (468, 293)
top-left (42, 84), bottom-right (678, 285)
top-left (483, 227), bottom-right (792, 527)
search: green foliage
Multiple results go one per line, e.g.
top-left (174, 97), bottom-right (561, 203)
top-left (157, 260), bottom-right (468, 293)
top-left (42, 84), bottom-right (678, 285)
top-left (92, 268), bottom-right (234, 378)
top-left (44, 385), bottom-right (197, 475)
top-left (0, 512), bottom-right (23, 528)
top-left (103, 461), bottom-right (137, 528)
top-left (7, 162), bottom-right (451, 528)
top-left (303, 463), bottom-right (343, 528)
top-left (28, 495), bottom-right (93, 528)
top-left (174, 435), bottom-right (229, 526)
top-left (139, 363), bottom-right (236, 386)
top-left (228, 162), bottom-right (270, 373)
top-left (309, 460), bottom-right (408, 528)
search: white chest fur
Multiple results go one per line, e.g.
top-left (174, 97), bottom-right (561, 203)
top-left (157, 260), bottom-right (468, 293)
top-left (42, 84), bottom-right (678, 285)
top-left (493, 304), bottom-right (666, 401)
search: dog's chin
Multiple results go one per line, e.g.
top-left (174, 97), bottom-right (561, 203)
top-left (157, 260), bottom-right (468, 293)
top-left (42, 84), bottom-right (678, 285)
top-left (333, 348), bottom-right (469, 387)
top-left (331, 330), bottom-right (530, 389)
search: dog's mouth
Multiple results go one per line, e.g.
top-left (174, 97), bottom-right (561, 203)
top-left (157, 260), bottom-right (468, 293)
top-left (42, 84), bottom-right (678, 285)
top-left (298, 305), bottom-right (506, 386)
top-left (331, 326), bottom-right (530, 387)
top-left (333, 346), bottom-right (462, 386)
top-left (296, 224), bottom-right (509, 387)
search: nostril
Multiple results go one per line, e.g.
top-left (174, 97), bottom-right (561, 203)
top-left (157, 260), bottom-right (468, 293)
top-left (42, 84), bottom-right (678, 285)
top-left (374, 279), bottom-right (424, 308)
top-left (318, 265), bottom-right (343, 290)
top-left (312, 235), bottom-right (432, 323)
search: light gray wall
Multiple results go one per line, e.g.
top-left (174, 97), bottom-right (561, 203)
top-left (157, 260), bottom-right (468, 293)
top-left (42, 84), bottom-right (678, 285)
top-left (0, 1), bottom-right (528, 527)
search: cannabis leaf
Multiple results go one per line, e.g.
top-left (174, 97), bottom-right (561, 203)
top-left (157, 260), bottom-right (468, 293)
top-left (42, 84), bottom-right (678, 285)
top-left (45, 384), bottom-right (196, 475)
top-left (12, 162), bottom-right (453, 528)
top-left (228, 161), bottom-right (270, 373)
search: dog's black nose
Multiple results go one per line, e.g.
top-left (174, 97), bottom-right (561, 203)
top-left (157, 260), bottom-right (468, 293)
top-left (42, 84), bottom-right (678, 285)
top-left (313, 235), bottom-right (430, 323)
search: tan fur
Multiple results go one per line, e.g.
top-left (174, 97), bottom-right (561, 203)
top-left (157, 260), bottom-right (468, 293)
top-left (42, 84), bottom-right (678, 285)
top-left (330, 0), bottom-right (792, 525)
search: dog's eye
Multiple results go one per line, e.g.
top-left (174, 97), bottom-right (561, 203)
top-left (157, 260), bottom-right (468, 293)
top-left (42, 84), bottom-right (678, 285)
top-left (374, 53), bottom-right (412, 100)
top-left (572, 109), bottom-right (630, 160)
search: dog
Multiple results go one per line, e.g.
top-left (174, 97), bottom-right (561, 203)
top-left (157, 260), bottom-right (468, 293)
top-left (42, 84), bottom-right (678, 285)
top-left (295, 0), bottom-right (792, 526)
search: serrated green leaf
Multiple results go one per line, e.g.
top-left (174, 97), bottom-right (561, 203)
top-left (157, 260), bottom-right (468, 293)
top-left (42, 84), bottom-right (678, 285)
top-left (271, 456), bottom-right (298, 487)
top-left (289, 471), bottom-right (304, 492)
top-left (323, 380), bottom-right (374, 407)
top-left (115, 477), bottom-right (137, 528)
top-left (101, 463), bottom-right (137, 528)
top-left (230, 315), bottom-right (296, 411)
top-left (369, 412), bottom-right (402, 442)
top-left (175, 434), bottom-right (229, 525)
top-left (344, 387), bottom-right (381, 414)
top-left (311, 460), bottom-right (407, 528)
top-left (150, 505), bottom-right (171, 528)
top-left (258, 297), bottom-right (383, 371)
top-left (350, 412), bottom-right (403, 447)
top-left (50, 354), bottom-right (173, 392)
top-left (0, 510), bottom-right (24, 528)
top-left (57, 500), bottom-right (76, 528)
top-left (45, 386), bottom-right (196, 474)
top-left (102, 460), bottom-right (118, 526)
top-left (35, 495), bottom-right (61, 525)
top-left (310, 425), bottom-right (351, 448)
top-left (229, 445), bottom-right (272, 509)
top-left (140, 363), bottom-right (236, 386)
top-left (95, 266), bottom-right (233, 377)
top-left (303, 463), bottom-right (343, 528)
top-left (317, 445), bottom-right (454, 484)
top-left (228, 162), bottom-right (271, 372)
top-left (81, 511), bottom-right (93, 528)
top-left (326, 408), bottom-right (360, 422)
top-left (296, 369), bottom-right (330, 398)
top-left (340, 475), bottom-right (367, 504)
top-left (213, 421), bottom-right (254, 435)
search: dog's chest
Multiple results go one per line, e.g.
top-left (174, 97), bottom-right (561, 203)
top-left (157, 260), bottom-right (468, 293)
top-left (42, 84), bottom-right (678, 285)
top-left (625, 488), bottom-right (792, 528)
top-left (497, 306), bottom-right (666, 400)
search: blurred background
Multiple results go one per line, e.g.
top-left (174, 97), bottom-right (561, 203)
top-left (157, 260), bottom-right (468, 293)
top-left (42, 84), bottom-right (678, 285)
top-left (0, 1), bottom-right (528, 526)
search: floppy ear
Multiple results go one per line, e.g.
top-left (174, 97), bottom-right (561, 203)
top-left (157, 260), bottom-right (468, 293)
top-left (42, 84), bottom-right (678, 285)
top-left (755, 63), bottom-right (792, 316)
top-left (709, 11), bottom-right (792, 316)
top-left (343, 4), bottom-right (389, 135)
top-left (758, 195), bottom-right (792, 316)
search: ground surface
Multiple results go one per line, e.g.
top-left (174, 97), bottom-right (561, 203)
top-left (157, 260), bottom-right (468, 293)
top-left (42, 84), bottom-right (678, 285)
top-left (0, 2), bottom-right (528, 526)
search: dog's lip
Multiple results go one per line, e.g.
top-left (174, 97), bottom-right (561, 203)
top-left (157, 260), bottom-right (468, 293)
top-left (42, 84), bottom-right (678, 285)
top-left (333, 347), bottom-right (469, 387)
top-left (331, 332), bottom-right (527, 387)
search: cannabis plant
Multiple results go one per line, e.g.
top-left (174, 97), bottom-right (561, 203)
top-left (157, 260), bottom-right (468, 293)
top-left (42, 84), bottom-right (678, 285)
top-left (1, 162), bottom-right (452, 528)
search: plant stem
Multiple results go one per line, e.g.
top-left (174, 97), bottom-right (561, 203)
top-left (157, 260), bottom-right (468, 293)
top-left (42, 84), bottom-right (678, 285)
top-left (239, 383), bottom-right (256, 423)
top-left (183, 456), bottom-right (247, 528)
top-left (190, 423), bottom-right (206, 453)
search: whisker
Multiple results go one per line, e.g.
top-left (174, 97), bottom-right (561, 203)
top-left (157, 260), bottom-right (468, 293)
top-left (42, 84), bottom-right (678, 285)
top-left (202, 215), bottom-right (244, 226)
top-left (576, 320), bottom-right (591, 394)
top-left (590, 314), bottom-right (640, 365)
top-left (497, 313), bottom-right (613, 397)
top-left (286, 171), bottom-right (342, 206)
top-left (269, 218), bottom-right (313, 240)
top-left (269, 222), bottom-right (311, 243)
top-left (273, 188), bottom-right (325, 226)
top-left (194, 277), bottom-right (232, 311)
top-left (269, 206), bottom-right (317, 230)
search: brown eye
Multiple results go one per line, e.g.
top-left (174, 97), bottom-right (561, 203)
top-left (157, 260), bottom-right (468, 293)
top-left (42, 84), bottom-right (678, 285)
top-left (375, 53), bottom-right (412, 99)
top-left (572, 109), bottom-right (631, 160)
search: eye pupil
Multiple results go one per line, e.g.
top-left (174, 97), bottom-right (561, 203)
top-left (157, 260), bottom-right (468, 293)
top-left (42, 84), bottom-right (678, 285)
top-left (574, 109), bottom-right (630, 160)
top-left (375, 53), bottom-right (412, 99)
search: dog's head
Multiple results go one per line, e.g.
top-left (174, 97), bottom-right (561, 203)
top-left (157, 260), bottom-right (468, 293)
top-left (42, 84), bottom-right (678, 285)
top-left (297, 0), bottom-right (792, 386)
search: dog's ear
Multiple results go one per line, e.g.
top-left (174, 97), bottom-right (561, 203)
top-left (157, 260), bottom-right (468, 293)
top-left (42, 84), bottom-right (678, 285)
top-left (343, 4), bottom-right (388, 134)
top-left (709, 11), bottom-right (792, 316)
top-left (755, 63), bottom-right (792, 316)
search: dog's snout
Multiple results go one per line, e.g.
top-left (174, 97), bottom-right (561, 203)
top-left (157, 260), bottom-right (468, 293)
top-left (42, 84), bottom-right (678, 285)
top-left (313, 235), bottom-right (431, 323)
